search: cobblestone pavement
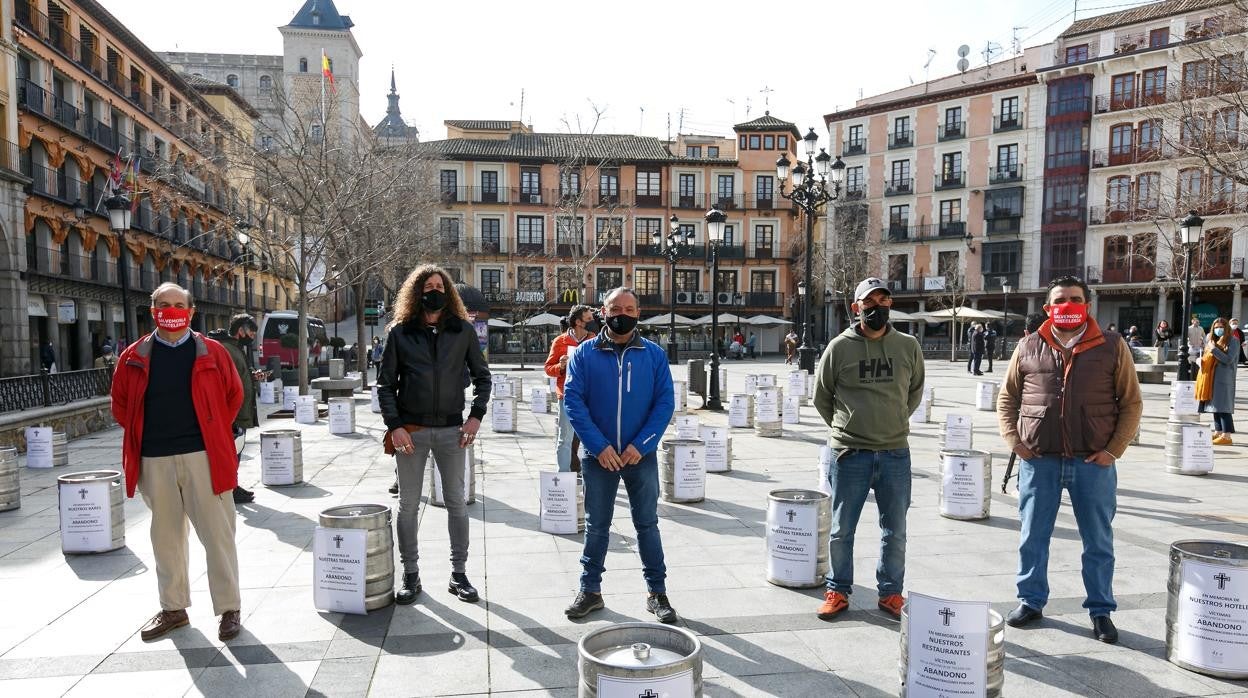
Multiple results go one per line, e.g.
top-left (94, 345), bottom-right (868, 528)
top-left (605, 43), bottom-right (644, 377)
top-left (2, 358), bottom-right (1248, 696)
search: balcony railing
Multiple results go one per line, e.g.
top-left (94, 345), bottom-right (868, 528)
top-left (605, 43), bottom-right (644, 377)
top-left (884, 224), bottom-right (922, 242)
top-left (17, 77), bottom-right (51, 117)
top-left (673, 192), bottom-right (707, 209)
top-left (712, 193), bottom-right (743, 211)
top-left (934, 172), bottom-right (965, 191)
top-left (843, 139), bottom-right (865, 156)
top-left (990, 165), bottom-right (1022, 184)
top-left (938, 122), bottom-right (965, 141)
top-left (884, 178), bottom-right (913, 197)
top-left (466, 186), bottom-right (507, 204)
top-left (747, 194), bottom-right (777, 210)
top-left (938, 220), bottom-right (966, 237)
top-left (993, 113), bottom-right (1022, 132)
top-left (888, 131), bottom-right (914, 149)
top-left (1089, 203), bottom-right (1169, 225)
top-left (1091, 143), bottom-right (1177, 168)
top-left (986, 216), bottom-right (1022, 235)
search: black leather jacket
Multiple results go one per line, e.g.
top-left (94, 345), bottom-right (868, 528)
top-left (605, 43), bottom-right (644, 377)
top-left (376, 316), bottom-right (491, 430)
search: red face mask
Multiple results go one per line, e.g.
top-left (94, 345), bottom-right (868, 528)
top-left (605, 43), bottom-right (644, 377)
top-left (154, 307), bottom-right (191, 331)
top-left (1048, 302), bottom-right (1088, 330)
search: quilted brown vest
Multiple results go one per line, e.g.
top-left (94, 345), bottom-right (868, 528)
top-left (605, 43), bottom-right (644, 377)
top-left (1015, 330), bottom-right (1122, 456)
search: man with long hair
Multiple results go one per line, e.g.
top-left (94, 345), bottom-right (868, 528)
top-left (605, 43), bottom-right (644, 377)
top-left (377, 265), bottom-right (492, 605)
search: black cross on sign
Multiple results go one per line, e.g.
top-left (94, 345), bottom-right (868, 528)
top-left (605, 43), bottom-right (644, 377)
top-left (1215, 572), bottom-right (1231, 590)
top-left (959, 461), bottom-right (967, 472)
top-left (786, 509), bottom-right (797, 523)
top-left (78, 487), bottom-right (88, 500)
top-left (939, 607), bottom-right (956, 626)
top-left (552, 476), bottom-right (560, 487)
top-left (333, 534), bottom-right (344, 549)
top-left (639, 691), bottom-right (659, 698)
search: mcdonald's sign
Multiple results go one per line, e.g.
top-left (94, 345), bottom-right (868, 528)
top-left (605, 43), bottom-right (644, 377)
top-left (560, 289), bottom-right (580, 303)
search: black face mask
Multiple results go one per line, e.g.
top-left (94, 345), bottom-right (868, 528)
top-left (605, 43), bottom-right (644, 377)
top-left (862, 305), bottom-right (890, 332)
top-left (422, 289), bottom-right (447, 311)
top-left (237, 335), bottom-right (254, 348)
top-left (605, 314), bottom-right (638, 335)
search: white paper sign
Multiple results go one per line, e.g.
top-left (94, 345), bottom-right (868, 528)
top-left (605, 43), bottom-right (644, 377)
top-left (817, 446), bottom-right (834, 496)
top-left (944, 413), bottom-right (973, 451)
top-left (675, 415), bottom-right (700, 439)
top-left (539, 471), bottom-right (578, 534)
top-left (283, 386), bottom-right (300, 411)
top-left (259, 381), bottom-right (277, 404)
top-left (261, 435), bottom-right (296, 485)
top-left (766, 501), bottom-right (818, 584)
top-left (59, 480), bottom-right (112, 552)
top-left (1176, 558), bottom-right (1248, 673)
top-left (312, 526), bottom-right (367, 615)
top-left (673, 380), bottom-right (687, 412)
top-left (941, 453), bottom-right (987, 518)
top-left (509, 377), bottom-right (524, 401)
top-left (328, 400), bottom-right (354, 434)
top-left (491, 397), bottom-right (515, 432)
top-left (531, 388), bottom-right (549, 414)
top-left (783, 396), bottom-right (800, 424)
top-left (729, 395), bottom-right (750, 427)
top-left (700, 426), bottom-right (729, 472)
top-left (1181, 425), bottom-right (1215, 474)
top-left (674, 444), bottom-right (705, 500)
top-left (494, 378), bottom-right (513, 398)
top-left (905, 592), bottom-right (990, 698)
top-left (788, 371), bottom-right (807, 397)
top-left (975, 382), bottom-right (997, 411)
top-left (370, 385), bottom-right (382, 413)
top-left (1173, 381), bottom-right (1199, 415)
top-left (25, 426), bottom-right (53, 469)
top-left (295, 395), bottom-right (317, 424)
top-left (757, 374), bottom-right (776, 388)
top-left (744, 374), bottom-right (759, 394)
top-left (756, 388), bottom-right (778, 421)
top-left (597, 670), bottom-right (694, 698)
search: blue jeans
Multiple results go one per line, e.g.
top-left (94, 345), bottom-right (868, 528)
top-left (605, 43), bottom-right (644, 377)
top-left (824, 448), bottom-right (911, 597)
top-left (1017, 455), bottom-right (1117, 617)
top-left (555, 398), bottom-right (574, 472)
top-left (579, 449), bottom-right (666, 593)
top-left (1213, 413), bottom-right (1236, 433)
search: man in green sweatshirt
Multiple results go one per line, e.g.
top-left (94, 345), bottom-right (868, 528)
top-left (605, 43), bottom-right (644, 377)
top-left (812, 277), bottom-right (925, 621)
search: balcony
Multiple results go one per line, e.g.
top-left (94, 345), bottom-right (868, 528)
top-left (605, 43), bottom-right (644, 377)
top-left (747, 194), bottom-right (777, 210)
top-left (1090, 144), bottom-right (1169, 168)
top-left (53, 93), bottom-right (85, 131)
top-left (842, 139), bottom-right (865, 156)
top-left (514, 241), bottom-right (545, 254)
top-left (673, 192), bottom-right (707, 209)
top-left (439, 187), bottom-right (465, 204)
top-left (1089, 263), bottom-right (1158, 285)
top-left (884, 178), bottom-right (913, 197)
top-left (938, 122), bottom-right (965, 141)
top-left (633, 243), bottom-right (665, 258)
top-left (938, 220), bottom-right (966, 237)
top-left (843, 186), bottom-right (866, 201)
top-left (883, 224), bottom-right (920, 242)
top-left (993, 113), bottom-right (1022, 133)
top-left (986, 216), bottom-right (1022, 235)
top-left (888, 131), bottom-right (914, 150)
top-left (1088, 204), bottom-right (1166, 225)
top-left (717, 244), bottom-right (746, 259)
top-left (470, 237), bottom-right (504, 254)
top-left (713, 193), bottom-right (743, 211)
top-left (751, 245), bottom-right (776, 259)
top-left (934, 172), bottom-right (965, 191)
top-left (989, 165), bottom-right (1022, 184)
top-left (17, 78), bottom-right (50, 117)
top-left (982, 273), bottom-right (1021, 291)
top-left (513, 188), bottom-right (545, 205)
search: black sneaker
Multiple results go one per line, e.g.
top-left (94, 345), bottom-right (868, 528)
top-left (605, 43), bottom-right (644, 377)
top-left (565, 591), bottom-right (604, 619)
top-left (647, 593), bottom-right (678, 624)
top-left (232, 486), bottom-right (254, 504)
top-left (448, 573), bottom-right (479, 603)
top-left (388, 480), bottom-right (399, 495)
top-left (395, 573), bottom-right (422, 605)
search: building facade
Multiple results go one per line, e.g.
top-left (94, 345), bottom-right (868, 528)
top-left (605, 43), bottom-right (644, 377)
top-left (0, 0), bottom-right (33, 376)
top-left (421, 115), bottom-right (806, 354)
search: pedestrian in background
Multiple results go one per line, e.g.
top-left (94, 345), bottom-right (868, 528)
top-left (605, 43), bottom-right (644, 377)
top-left (1024, 312), bottom-right (1046, 336)
top-left (1197, 317), bottom-right (1239, 445)
top-left (1155, 320), bottom-right (1174, 349)
top-left (544, 304), bottom-right (596, 472)
top-left (39, 340), bottom-right (56, 372)
top-left (377, 265), bottom-right (491, 606)
top-left (563, 287), bottom-right (678, 624)
top-left (970, 324), bottom-right (986, 375)
top-left (1188, 316), bottom-right (1206, 372)
top-left (985, 325), bottom-right (998, 373)
top-left (110, 282), bottom-right (244, 642)
top-left (207, 314), bottom-right (264, 504)
top-left (1231, 319), bottom-right (1246, 365)
top-left (747, 332), bottom-right (757, 359)
top-left (784, 330), bottom-right (798, 364)
top-left (812, 277), bottom-right (925, 621)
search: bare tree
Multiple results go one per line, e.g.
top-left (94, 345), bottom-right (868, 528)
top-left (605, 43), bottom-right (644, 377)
top-left (925, 265), bottom-right (971, 361)
top-left (822, 200), bottom-right (876, 328)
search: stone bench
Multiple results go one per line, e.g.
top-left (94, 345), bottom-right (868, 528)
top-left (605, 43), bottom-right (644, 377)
top-left (1134, 364), bottom-right (1168, 384)
top-left (310, 377), bottom-right (362, 401)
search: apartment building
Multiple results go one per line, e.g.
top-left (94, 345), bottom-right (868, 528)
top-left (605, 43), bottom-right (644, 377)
top-left (1045, 0), bottom-right (1248, 337)
top-left (0, 0), bottom-right (30, 375)
top-left (12, 0), bottom-right (292, 373)
top-left (421, 114), bottom-right (805, 351)
top-left (824, 53), bottom-right (1046, 336)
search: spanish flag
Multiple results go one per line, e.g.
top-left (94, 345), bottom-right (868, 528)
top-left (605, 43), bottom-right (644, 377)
top-left (321, 50), bottom-right (334, 88)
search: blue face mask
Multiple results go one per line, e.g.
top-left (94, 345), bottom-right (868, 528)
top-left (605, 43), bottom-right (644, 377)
top-left (1215, 327), bottom-right (1226, 337)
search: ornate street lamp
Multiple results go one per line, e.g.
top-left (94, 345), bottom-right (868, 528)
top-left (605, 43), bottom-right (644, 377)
top-left (779, 128), bottom-right (845, 373)
top-left (104, 194), bottom-right (134, 347)
top-left (1000, 278), bottom-right (1013, 359)
top-left (236, 222), bottom-right (252, 315)
top-left (655, 213), bottom-right (694, 363)
top-left (1177, 210), bottom-right (1205, 382)
top-left (704, 205), bottom-right (727, 410)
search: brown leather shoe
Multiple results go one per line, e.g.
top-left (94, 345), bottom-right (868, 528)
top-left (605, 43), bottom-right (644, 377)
top-left (218, 610), bottom-right (242, 641)
top-left (140, 609), bottom-right (188, 641)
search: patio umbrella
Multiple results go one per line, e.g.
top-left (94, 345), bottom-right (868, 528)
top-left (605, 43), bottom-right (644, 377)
top-left (885, 309), bottom-right (923, 323)
top-left (743, 314), bottom-right (793, 326)
top-left (487, 318), bottom-right (512, 329)
top-left (691, 312), bottom-right (747, 325)
top-left (917, 306), bottom-right (999, 322)
top-left (516, 312), bottom-right (563, 327)
top-left (641, 313), bottom-right (696, 326)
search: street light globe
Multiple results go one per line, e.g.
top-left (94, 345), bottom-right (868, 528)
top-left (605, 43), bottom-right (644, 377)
top-left (797, 280), bottom-right (807, 297)
top-left (1003, 282), bottom-right (1013, 295)
top-left (669, 214), bottom-right (679, 233)
top-left (829, 155), bottom-right (847, 185)
top-left (103, 194), bottom-right (132, 232)
top-left (815, 149), bottom-right (832, 178)
top-left (803, 127), bottom-right (819, 157)
top-left (1179, 210), bottom-right (1204, 246)
top-left (791, 161), bottom-right (807, 188)
top-left (775, 153), bottom-right (791, 183)
top-left (237, 230), bottom-right (250, 246)
top-left (704, 205), bottom-right (727, 244)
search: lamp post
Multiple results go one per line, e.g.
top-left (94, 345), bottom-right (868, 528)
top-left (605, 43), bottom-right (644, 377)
top-left (104, 195), bottom-right (134, 347)
top-left (704, 205), bottom-right (727, 410)
top-left (236, 225), bottom-right (252, 315)
top-left (329, 264), bottom-right (339, 356)
top-left (655, 213), bottom-right (694, 364)
top-left (1177, 210), bottom-right (1205, 382)
top-left (1000, 278), bottom-right (1012, 359)
top-left (779, 128), bottom-right (845, 373)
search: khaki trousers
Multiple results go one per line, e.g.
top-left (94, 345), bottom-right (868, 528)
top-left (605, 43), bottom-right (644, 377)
top-left (137, 451), bottom-right (240, 615)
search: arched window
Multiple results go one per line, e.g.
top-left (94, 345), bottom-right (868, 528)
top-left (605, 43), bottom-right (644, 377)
top-left (226, 74), bottom-right (239, 88)
top-left (259, 75), bottom-right (272, 90)
top-left (1103, 235), bottom-right (1129, 282)
top-left (298, 57), bottom-right (308, 73)
top-left (1137, 119), bottom-right (1161, 159)
top-left (1106, 175), bottom-right (1132, 222)
top-left (1136, 171), bottom-right (1160, 214)
top-left (1109, 123), bottom-right (1134, 164)
top-left (1201, 228), bottom-right (1232, 279)
top-left (1178, 167), bottom-right (1204, 207)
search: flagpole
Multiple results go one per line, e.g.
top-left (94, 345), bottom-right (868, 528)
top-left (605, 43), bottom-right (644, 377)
top-left (320, 48), bottom-right (326, 127)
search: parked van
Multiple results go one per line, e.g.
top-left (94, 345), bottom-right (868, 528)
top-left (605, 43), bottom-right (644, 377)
top-left (258, 311), bottom-right (328, 368)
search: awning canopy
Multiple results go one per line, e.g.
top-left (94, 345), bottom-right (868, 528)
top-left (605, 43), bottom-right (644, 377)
top-left (516, 312), bottom-right (563, 327)
top-left (487, 318), bottom-right (513, 328)
top-left (743, 314), bottom-right (793, 326)
top-left (641, 313), bottom-right (697, 326)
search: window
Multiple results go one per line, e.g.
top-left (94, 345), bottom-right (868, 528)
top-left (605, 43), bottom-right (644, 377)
top-left (226, 74), bottom-right (239, 88)
top-left (1183, 60), bottom-right (1211, 96)
top-left (309, 123), bottom-right (322, 140)
top-left (1149, 27), bottom-right (1169, 47)
top-left (1110, 73), bottom-right (1135, 110)
top-left (894, 116), bottom-right (910, 137)
top-left (982, 241), bottom-right (1022, 274)
top-left (1000, 96), bottom-right (1019, 121)
top-left (677, 173), bottom-right (697, 206)
top-left (939, 199), bottom-right (961, 223)
top-left (480, 269), bottom-right (502, 293)
top-left (559, 168), bottom-right (580, 198)
top-left (555, 267), bottom-right (580, 296)
top-left (1045, 122), bottom-right (1087, 168)
top-left (480, 218), bottom-right (501, 251)
top-left (717, 175), bottom-right (734, 205)
top-left (521, 167), bottom-right (541, 199)
top-left (1106, 176), bottom-right (1132, 220)
top-left (1217, 53), bottom-right (1244, 89)
top-left (708, 146), bottom-right (719, 158)
top-left (749, 135), bottom-right (761, 149)
top-left (599, 168), bottom-right (619, 203)
top-left (516, 266), bottom-right (544, 292)
top-left (938, 251), bottom-right (960, 278)
top-left (596, 269), bottom-right (623, 298)
top-left (1202, 228), bottom-right (1232, 276)
top-left (1178, 168), bottom-right (1204, 206)
top-left (1181, 114), bottom-right (1207, 146)
top-left (941, 152), bottom-right (963, 183)
top-left (635, 217), bottom-right (662, 251)
top-left (750, 270), bottom-right (776, 294)
top-left (556, 216), bottom-right (583, 248)
top-left (259, 75), bottom-right (272, 90)
top-left (1211, 170), bottom-right (1235, 210)
top-left (847, 124), bottom-right (863, 150)
top-left (674, 269), bottom-right (700, 293)
top-left (944, 107), bottom-right (963, 137)
top-left (1041, 175), bottom-right (1084, 225)
top-left (1141, 67), bottom-right (1167, 104)
top-left (888, 255), bottom-right (908, 281)
top-left (1109, 123), bottom-right (1134, 163)
top-left (1137, 119), bottom-right (1161, 157)
top-left (595, 218), bottom-right (623, 249)
top-left (1047, 76), bottom-right (1092, 115)
top-left (715, 269), bottom-right (738, 293)
top-left (439, 170), bottom-right (458, 200)
top-left (516, 215), bottom-right (544, 249)
top-left (480, 171), bottom-right (498, 201)
top-left (846, 166), bottom-right (864, 192)
top-left (986, 186), bottom-right (1025, 219)
top-left (763, 135), bottom-right (774, 150)
top-left (778, 135), bottom-right (788, 149)
top-left (1065, 44), bottom-right (1089, 63)
top-left (889, 205), bottom-right (910, 233)
top-left (1136, 172), bottom-right (1160, 212)
top-left (756, 175), bottom-right (774, 204)
top-left (439, 218), bottom-right (461, 246)
top-left (739, 135), bottom-right (748, 149)
top-left (636, 169), bottom-right (661, 204)
top-left (299, 57), bottom-right (307, 73)
top-left (634, 268), bottom-right (662, 299)
top-left (891, 159), bottom-right (911, 185)
top-left (721, 225), bottom-right (736, 248)
top-left (753, 224), bottom-right (775, 257)
top-left (996, 144), bottom-right (1019, 175)
top-left (686, 146), bottom-right (702, 158)
top-left (1214, 108), bottom-right (1239, 145)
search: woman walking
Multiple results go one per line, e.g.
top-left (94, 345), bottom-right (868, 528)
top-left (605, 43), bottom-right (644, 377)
top-left (377, 265), bottom-right (492, 605)
top-left (1196, 317), bottom-right (1239, 445)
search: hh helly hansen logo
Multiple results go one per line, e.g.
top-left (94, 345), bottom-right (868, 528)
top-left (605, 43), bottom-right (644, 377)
top-left (858, 357), bottom-right (894, 383)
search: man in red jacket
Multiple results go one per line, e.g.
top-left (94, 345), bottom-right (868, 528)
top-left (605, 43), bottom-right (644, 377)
top-left (110, 283), bottom-right (244, 643)
top-left (544, 305), bottom-right (596, 471)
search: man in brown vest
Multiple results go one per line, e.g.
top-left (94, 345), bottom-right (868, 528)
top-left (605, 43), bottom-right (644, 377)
top-left (997, 276), bottom-right (1142, 644)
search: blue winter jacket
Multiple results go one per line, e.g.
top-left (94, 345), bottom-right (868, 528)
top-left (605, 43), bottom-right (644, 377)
top-left (564, 330), bottom-right (675, 458)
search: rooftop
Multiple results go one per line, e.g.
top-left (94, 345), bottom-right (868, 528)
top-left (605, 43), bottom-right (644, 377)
top-left (419, 132), bottom-right (677, 162)
top-left (443, 120), bottom-right (522, 131)
top-left (733, 112), bottom-right (802, 138)
top-left (286, 0), bottom-right (354, 31)
top-left (1060, 0), bottom-right (1228, 37)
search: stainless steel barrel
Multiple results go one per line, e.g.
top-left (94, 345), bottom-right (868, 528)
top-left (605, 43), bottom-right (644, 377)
top-left (1164, 414), bottom-right (1212, 475)
top-left (260, 429), bottom-right (304, 486)
top-left (660, 438), bottom-right (705, 503)
top-left (578, 622), bottom-right (703, 697)
top-left (318, 504), bottom-right (394, 611)
top-left (52, 432), bottom-right (68, 466)
top-left (754, 387), bottom-right (782, 438)
top-left (729, 394), bottom-right (754, 429)
top-left (328, 397), bottom-right (355, 434)
top-left (699, 426), bottom-right (732, 474)
top-left (766, 489), bottom-right (831, 588)
top-left (787, 371), bottom-right (809, 406)
top-left (673, 380), bottom-right (687, 416)
top-left (939, 413), bottom-right (975, 450)
top-left (428, 446), bottom-right (478, 507)
top-left (900, 608), bottom-right (1005, 696)
top-left (1166, 540), bottom-right (1248, 679)
top-left (57, 470), bottom-right (125, 554)
top-left (938, 450), bottom-right (993, 520)
top-left (370, 385), bottom-right (382, 413)
top-left (975, 381), bottom-right (999, 411)
top-left (491, 396), bottom-right (517, 433)
top-left (0, 447), bottom-right (19, 512)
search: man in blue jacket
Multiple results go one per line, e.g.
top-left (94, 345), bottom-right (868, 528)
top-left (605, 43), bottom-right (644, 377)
top-left (562, 287), bottom-right (677, 623)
